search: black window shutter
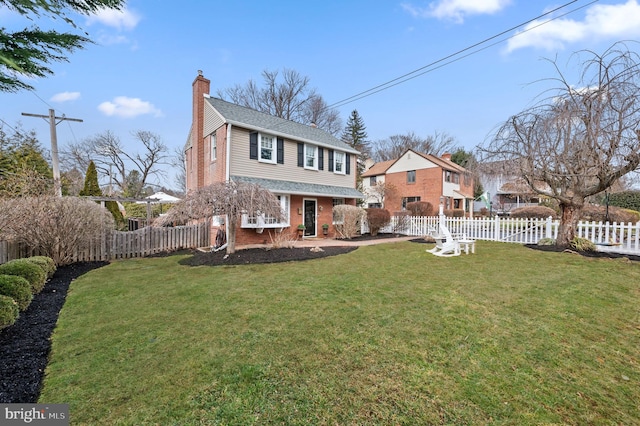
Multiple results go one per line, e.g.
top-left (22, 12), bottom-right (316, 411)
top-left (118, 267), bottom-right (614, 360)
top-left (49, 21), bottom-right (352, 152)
top-left (277, 138), bottom-right (284, 164)
top-left (250, 132), bottom-right (258, 159)
top-left (346, 153), bottom-right (351, 175)
top-left (318, 148), bottom-right (324, 170)
top-left (297, 143), bottom-right (304, 167)
top-left (328, 150), bottom-right (334, 172)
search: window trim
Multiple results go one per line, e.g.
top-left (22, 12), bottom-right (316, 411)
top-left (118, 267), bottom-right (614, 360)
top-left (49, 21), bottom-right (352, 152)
top-left (334, 151), bottom-right (346, 174)
top-left (241, 194), bottom-right (290, 228)
top-left (407, 170), bottom-right (416, 184)
top-left (259, 133), bottom-right (276, 164)
top-left (304, 144), bottom-right (318, 170)
top-left (210, 133), bottom-right (217, 161)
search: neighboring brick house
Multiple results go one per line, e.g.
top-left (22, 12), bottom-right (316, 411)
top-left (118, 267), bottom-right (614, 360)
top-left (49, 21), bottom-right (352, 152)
top-left (184, 71), bottom-right (362, 245)
top-left (361, 149), bottom-right (475, 216)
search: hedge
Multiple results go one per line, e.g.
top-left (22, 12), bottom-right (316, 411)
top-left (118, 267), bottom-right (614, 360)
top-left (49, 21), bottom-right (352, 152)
top-left (0, 259), bottom-right (47, 294)
top-left (0, 294), bottom-right (19, 329)
top-left (0, 274), bottom-right (33, 311)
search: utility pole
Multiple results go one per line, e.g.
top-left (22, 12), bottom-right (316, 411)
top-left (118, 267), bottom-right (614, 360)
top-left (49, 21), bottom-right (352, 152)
top-left (21, 109), bottom-right (83, 197)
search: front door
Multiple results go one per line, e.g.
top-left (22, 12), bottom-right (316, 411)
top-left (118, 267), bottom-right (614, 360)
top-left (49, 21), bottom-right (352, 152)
top-left (303, 199), bottom-right (316, 237)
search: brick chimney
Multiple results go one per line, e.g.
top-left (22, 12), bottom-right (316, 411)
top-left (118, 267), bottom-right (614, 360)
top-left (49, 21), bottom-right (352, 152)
top-left (192, 70), bottom-right (210, 188)
top-left (441, 152), bottom-right (452, 161)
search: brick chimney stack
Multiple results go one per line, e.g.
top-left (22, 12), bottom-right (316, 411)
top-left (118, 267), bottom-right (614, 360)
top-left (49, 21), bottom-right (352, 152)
top-left (192, 70), bottom-right (210, 189)
top-left (441, 152), bottom-right (452, 161)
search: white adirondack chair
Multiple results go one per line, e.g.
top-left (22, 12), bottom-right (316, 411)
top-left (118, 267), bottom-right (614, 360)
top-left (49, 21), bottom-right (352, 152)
top-left (426, 224), bottom-right (460, 257)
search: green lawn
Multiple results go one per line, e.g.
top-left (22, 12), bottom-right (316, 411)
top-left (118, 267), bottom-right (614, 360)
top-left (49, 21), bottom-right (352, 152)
top-left (39, 241), bottom-right (640, 425)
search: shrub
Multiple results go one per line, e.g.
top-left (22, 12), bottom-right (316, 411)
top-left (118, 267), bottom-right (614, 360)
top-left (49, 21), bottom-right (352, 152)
top-left (0, 196), bottom-right (114, 266)
top-left (0, 274), bottom-right (33, 311)
top-left (0, 259), bottom-right (47, 294)
top-left (570, 237), bottom-right (596, 252)
top-left (391, 211), bottom-right (411, 234)
top-left (365, 208), bottom-right (391, 236)
top-left (25, 256), bottom-right (57, 279)
top-left (607, 190), bottom-right (640, 211)
top-left (0, 294), bottom-right (19, 329)
top-left (443, 209), bottom-right (466, 218)
top-left (537, 238), bottom-right (556, 246)
top-left (579, 204), bottom-right (639, 223)
top-left (406, 201), bottom-right (433, 216)
top-left (333, 205), bottom-right (365, 239)
top-left (510, 206), bottom-right (557, 219)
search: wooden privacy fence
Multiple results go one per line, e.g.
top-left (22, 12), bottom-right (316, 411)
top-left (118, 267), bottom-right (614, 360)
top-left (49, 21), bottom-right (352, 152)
top-left (0, 221), bottom-right (210, 265)
top-left (380, 215), bottom-right (640, 254)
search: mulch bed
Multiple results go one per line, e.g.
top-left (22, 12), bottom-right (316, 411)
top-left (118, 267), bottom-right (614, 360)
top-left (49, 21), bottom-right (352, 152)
top-left (0, 262), bottom-right (107, 403)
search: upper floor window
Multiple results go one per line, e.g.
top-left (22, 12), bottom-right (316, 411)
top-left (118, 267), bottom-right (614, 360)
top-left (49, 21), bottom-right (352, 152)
top-left (210, 134), bottom-right (217, 161)
top-left (260, 134), bottom-right (276, 163)
top-left (407, 170), bottom-right (416, 184)
top-left (445, 170), bottom-right (460, 184)
top-left (334, 151), bottom-right (345, 174)
top-left (370, 176), bottom-right (377, 185)
top-left (305, 144), bottom-right (317, 169)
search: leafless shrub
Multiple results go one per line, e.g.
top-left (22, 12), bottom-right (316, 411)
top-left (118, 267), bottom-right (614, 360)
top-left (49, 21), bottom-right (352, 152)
top-left (406, 201), bottom-right (433, 216)
top-left (365, 208), bottom-right (390, 236)
top-left (510, 206), bottom-right (558, 219)
top-left (0, 196), bottom-right (114, 265)
top-left (268, 228), bottom-right (296, 249)
top-left (333, 205), bottom-right (365, 239)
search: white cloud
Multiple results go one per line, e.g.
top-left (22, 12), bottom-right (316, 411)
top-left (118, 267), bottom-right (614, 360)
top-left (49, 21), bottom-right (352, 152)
top-left (86, 7), bottom-right (141, 30)
top-left (402, 0), bottom-right (511, 23)
top-left (98, 96), bottom-right (162, 118)
top-left (50, 92), bottom-right (81, 102)
top-left (507, 0), bottom-right (640, 52)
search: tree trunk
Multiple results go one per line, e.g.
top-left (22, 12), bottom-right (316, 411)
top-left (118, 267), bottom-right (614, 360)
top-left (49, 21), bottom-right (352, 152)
top-left (227, 220), bottom-right (237, 254)
top-left (556, 202), bottom-right (582, 248)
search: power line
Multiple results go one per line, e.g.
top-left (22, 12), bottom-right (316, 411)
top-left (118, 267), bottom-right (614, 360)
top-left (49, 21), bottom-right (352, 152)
top-left (327, 0), bottom-right (596, 110)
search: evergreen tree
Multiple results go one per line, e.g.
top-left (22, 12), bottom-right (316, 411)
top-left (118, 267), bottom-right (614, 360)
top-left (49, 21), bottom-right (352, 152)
top-left (1, 0), bottom-right (126, 92)
top-left (340, 110), bottom-right (370, 196)
top-left (79, 161), bottom-right (101, 196)
top-left (80, 161), bottom-right (124, 228)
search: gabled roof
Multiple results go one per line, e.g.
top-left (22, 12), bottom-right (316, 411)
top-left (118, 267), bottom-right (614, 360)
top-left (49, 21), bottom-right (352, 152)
top-left (361, 159), bottom-right (396, 177)
top-left (206, 96), bottom-right (359, 154)
top-left (413, 150), bottom-right (466, 173)
top-left (361, 150), bottom-right (468, 177)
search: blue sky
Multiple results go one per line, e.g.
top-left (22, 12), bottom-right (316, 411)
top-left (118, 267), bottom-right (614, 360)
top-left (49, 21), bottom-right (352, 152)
top-left (2, 0), bottom-right (640, 190)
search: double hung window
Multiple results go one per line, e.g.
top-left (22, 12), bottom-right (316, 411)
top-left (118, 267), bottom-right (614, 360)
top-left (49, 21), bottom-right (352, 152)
top-left (260, 134), bottom-right (275, 163)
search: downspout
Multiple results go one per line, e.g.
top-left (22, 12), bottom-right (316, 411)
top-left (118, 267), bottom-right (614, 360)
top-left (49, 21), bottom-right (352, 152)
top-left (225, 123), bottom-right (232, 243)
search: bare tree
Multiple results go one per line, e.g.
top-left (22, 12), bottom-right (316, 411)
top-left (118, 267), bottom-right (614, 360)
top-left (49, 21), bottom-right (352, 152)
top-left (63, 130), bottom-right (169, 196)
top-left (156, 181), bottom-right (284, 254)
top-left (217, 68), bottom-right (342, 135)
top-left (478, 42), bottom-right (640, 247)
top-left (371, 131), bottom-right (457, 161)
top-left (365, 182), bottom-right (397, 208)
top-left (171, 146), bottom-right (186, 193)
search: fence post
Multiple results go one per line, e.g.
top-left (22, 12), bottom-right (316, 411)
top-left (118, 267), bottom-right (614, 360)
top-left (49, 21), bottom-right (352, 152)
top-left (545, 216), bottom-right (553, 239)
top-left (493, 215), bottom-right (500, 241)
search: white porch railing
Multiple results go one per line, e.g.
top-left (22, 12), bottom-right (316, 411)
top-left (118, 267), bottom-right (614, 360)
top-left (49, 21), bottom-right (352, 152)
top-left (374, 216), bottom-right (640, 254)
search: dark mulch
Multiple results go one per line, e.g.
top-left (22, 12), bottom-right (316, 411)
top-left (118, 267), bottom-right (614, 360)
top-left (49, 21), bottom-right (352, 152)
top-left (524, 243), bottom-right (640, 261)
top-left (0, 262), bottom-right (107, 403)
top-left (181, 246), bottom-right (358, 266)
top-left (178, 233), bottom-right (402, 267)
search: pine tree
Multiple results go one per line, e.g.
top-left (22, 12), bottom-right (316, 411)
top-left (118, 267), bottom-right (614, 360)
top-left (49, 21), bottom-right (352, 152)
top-left (340, 110), bottom-right (370, 192)
top-left (1, 0), bottom-right (126, 92)
top-left (79, 161), bottom-right (101, 196)
top-left (80, 161), bottom-right (125, 228)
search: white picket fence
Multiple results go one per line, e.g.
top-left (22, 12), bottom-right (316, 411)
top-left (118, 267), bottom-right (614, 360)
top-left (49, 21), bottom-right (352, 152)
top-left (0, 222), bottom-right (210, 265)
top-left (380, 215), bottom-right (640, 255)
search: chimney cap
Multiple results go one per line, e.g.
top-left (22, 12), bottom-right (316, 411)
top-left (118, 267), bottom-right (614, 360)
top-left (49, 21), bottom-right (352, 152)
top-left (197, 70), bottom-right (203, 76)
